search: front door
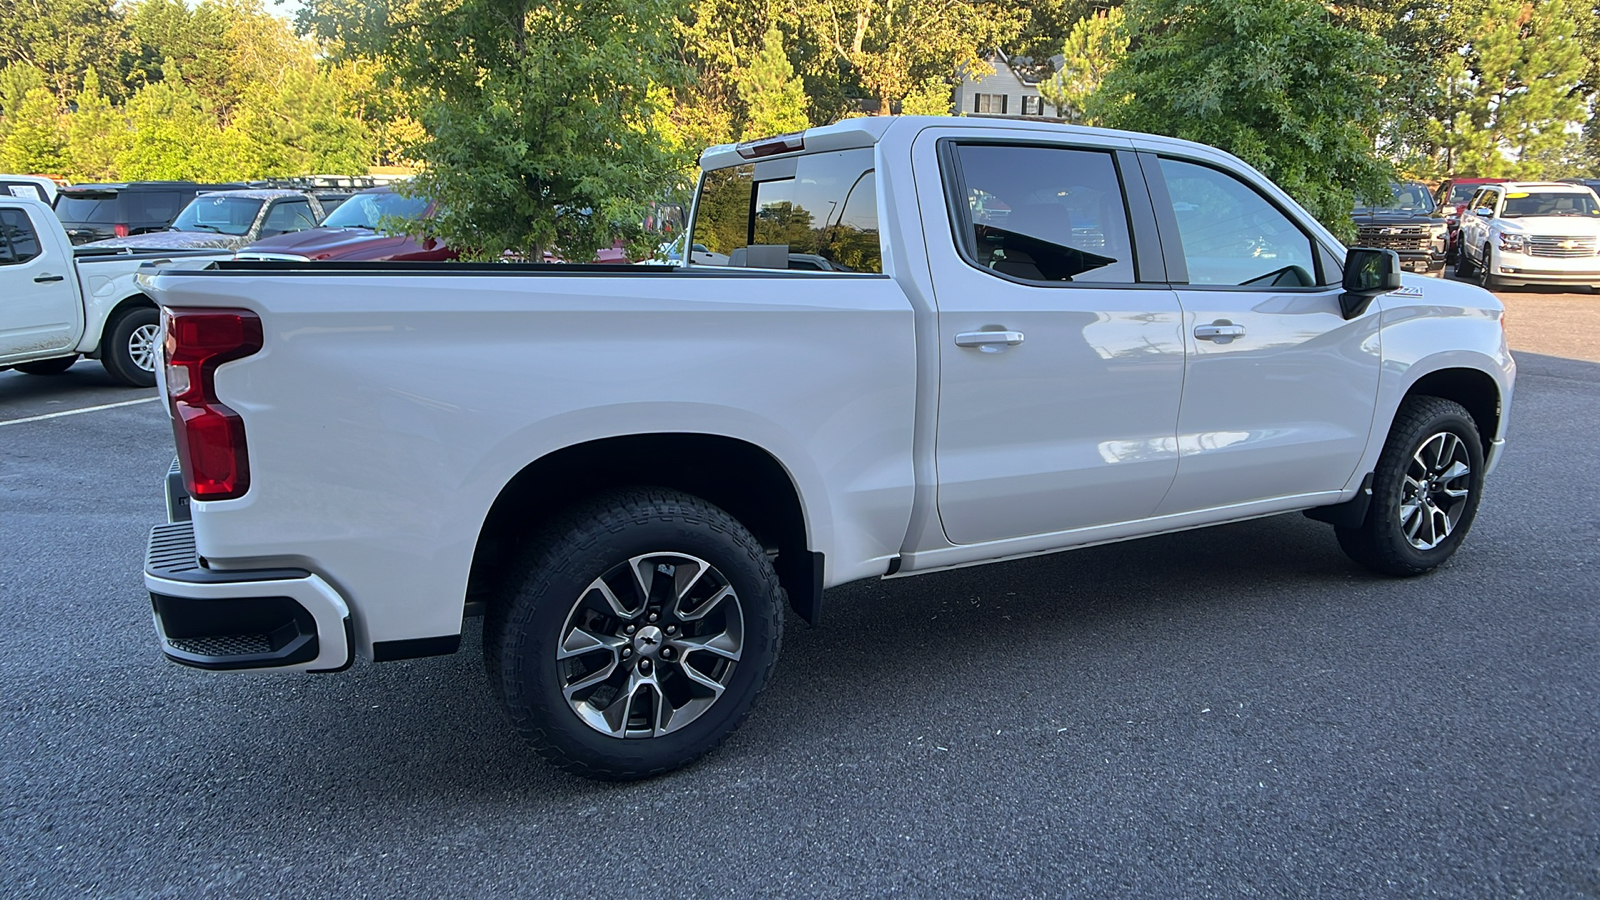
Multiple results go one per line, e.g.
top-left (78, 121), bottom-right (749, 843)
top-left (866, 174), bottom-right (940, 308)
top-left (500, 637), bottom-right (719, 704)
top-left (0, 205), bottom-right (79, 362)
top-left (1141, 156), bottom-right (1382, 515)
top-left (922, 136), bottom-right (1187, 545)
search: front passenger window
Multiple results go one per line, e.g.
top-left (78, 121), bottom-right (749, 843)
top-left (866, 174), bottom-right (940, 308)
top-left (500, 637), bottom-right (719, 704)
top-left (1157, 157), bottom-right (1322, 286)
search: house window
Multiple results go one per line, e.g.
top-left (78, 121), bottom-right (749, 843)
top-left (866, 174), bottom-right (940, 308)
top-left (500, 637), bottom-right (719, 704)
top-left (974, 94), bottom-right (1007, 115)
top-left (1022, 96), bottom-right (1043, 116)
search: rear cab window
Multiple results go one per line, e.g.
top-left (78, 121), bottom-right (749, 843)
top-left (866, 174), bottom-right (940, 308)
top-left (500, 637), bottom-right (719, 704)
top-left (55, 192), bottom-right (120, 224)
top-left (691, 148), bottom-right (881, 273)
top-left (0, 207), bottom-right (43, 264)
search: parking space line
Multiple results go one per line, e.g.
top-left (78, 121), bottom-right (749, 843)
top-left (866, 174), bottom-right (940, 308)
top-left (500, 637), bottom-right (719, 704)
top-left (0, 396), bottom-right (161, 427)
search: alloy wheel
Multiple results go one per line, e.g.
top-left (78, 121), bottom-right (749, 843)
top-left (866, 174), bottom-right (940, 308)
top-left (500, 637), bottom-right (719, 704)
top-left (128, 323), bottom-right (160, 373)
top-left (556, 552), bottom-right (744, 739)
top-left (1399, 431), bottom-right (1472, 550)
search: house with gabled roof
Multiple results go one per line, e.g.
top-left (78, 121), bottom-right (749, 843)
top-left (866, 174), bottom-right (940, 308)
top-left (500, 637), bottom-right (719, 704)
top-left (952, 52), bottom-right (1065, 119)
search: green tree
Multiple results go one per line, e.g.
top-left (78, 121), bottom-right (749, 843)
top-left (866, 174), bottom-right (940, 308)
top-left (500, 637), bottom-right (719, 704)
top-left (1430, 0), bottom-right (1589, 178)
top-left (0, 63), bottom-right (46, 117)
top-left (900, 76), bottom-right (955, 116)
top-left (1039, 7), bottom-right (1127, 123)
top-left (116, 78), bottom-right (230, 180)
top-left (0, 85), bottom-right (68, 174)
top-left (66, 68), bottom-right (124, 181)
top-left (1095, 0), bottom-right (1394, 238)
top-left (0, 0), bottom-right (132, 99)
top-left (303, 0), bottom-right (688, 260)
top-left (735, 26), bottom-right (810, 138)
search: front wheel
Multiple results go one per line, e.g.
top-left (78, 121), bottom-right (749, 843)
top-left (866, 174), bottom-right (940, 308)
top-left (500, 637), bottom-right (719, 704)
top-left (1454, 243), bottom-right (1476, 278)
top-left (101, 307), bottom-right (160, 387)
top-left (485, 487), bottom-right (783, 780)
top-left (14, 356), bottom-right (77, 375)
top-left (1477, 245), bottom-right (1502, 291)
top-left (1336, 396), bottom-right (1485, 576)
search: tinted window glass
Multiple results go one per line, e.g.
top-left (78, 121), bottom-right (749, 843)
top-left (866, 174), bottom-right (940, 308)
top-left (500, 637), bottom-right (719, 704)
top-left (1449, 183), bottom-right (1480, 205)
top-left (263, 199), bottom-right (317, 232)
top-left (952, 144), bottom-right (1136, 284)
top-left (3, 183), bottom-right (48, 203)
top-left (1500, 191), bottom-right (1600, 217)
top-left (133, 191), bottom-right (187, 226)
top-left (0, 208), bottom-right (42, 264)
top-left (171, 196), bottom-right (265, 236)
top-left (322, 192), bottom-right (429, 229)
top-left (55, 193), bottom-right (118, 223)
top-left (1157, 157), bottom-right (1320, 286)
top-left (692, 148), bottom-right (881, 272)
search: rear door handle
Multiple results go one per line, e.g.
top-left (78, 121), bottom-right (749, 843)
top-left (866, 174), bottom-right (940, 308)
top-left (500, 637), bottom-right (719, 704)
top-left (33, 274), bottom-right (65, 283)
top-left (955, 330), bottom-right (1025, 352)
top-left (1194, 321), bottom-right (1245, 343)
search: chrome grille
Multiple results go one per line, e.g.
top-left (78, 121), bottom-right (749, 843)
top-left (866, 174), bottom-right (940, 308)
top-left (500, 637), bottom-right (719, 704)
top-left (1526, 235), bottom-right (1597, 258)
top-left (1356, 225), bottom-right (1430, 253)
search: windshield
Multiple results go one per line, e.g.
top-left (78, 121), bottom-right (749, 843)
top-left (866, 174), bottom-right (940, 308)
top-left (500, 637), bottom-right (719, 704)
top-left (170, 196), bottom-right (264, 235)
top-left (1357, 183), bottom-right (1434, 213)
top-left (1501, 192), bottom-right (1600, 218)
top-left (55, 193), bottom-right (118, 223)
top-left (321, 192), bottom-right (429, 229)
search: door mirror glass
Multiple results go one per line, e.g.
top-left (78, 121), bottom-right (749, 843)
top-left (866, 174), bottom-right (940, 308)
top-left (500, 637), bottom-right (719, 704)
top-left (1339, 247), bottom-right (1400, 318)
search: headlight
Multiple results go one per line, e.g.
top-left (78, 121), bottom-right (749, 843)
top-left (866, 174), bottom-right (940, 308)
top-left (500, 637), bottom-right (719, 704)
top-left (1497, 233), bottom-right (1526, 253)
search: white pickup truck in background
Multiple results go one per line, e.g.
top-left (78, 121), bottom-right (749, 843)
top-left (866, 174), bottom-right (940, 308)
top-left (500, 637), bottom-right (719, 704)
top-left (139, 117), bottom-right (1515, 780)
top-left (0, 196), bottom-right (230, 387)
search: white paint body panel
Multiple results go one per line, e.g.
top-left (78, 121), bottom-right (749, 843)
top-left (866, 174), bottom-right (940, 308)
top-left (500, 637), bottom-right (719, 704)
top-left (140, 117), bottom-right (1515, 663)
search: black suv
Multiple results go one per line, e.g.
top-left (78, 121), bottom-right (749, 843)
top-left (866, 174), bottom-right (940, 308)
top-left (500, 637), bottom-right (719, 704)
top-left (1350, 181), bottom-right (1448, 274)
top-left (53, 181), bottom-right (247, 245)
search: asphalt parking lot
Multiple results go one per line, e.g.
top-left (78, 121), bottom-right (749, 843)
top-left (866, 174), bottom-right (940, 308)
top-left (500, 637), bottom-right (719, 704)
top-left (2, 282), bottom-right (1596, 898)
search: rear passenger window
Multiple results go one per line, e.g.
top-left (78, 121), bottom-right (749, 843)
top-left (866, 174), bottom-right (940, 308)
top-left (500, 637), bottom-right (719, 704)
top-left (0, 208), bottom-right (42, 264)
top-left (1156, 157), bottom-right (1322, 286)
top-left (949, 144), bottom-right (1138, 284)
top-left (692, 148), bottom-right (881, 272)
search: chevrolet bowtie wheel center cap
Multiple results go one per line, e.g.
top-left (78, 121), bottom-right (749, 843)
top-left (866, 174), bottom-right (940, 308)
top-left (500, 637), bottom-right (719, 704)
top-left (632, 625), bottom-right (664, 659)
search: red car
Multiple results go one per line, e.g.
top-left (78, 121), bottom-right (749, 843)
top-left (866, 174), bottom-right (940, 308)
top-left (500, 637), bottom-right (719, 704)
top-left (235, 186), bottom-right (454, 262)
top-left (1433, 177), bottom-right (1509, 262)
top-left (238, 185), bottom-right (641, 263)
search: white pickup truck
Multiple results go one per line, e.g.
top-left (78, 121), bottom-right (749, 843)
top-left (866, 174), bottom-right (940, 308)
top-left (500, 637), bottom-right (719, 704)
top-left (0, 196), bottom-right (230, 386)
top-left (139, 117), bottom-right (1515, 779)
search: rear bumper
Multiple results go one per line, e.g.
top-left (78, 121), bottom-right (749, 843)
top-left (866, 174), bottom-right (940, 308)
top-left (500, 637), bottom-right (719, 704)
top-left (145, 521), bottom-right (352, 672)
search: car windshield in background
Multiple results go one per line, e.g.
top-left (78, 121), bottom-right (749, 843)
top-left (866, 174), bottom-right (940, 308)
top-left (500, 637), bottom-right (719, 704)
top-left (321, 193), bottom-right (429, 229)
top-left (55, 194), bottom-right (118, 222)
top-left (1358, 183), bottom-right (1434, 213)
top-left (1501, 192), bottom-right (1600, 218)
top-left (171, 196), bottom-right (264, 235)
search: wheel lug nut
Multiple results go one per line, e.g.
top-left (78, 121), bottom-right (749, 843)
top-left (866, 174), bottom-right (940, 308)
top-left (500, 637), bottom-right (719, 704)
top-left (625, 625), bottom-right (636, 634)
top-left (648, 612), bottom-right (659, 623)
top-left (640, 659), bottom-right (652, 673)
top-left (622, 648), bottom-right (631, 658)
top-left (662, 648), bottom-right (674, 660)
top-left (666, 625), bottom-right (677, 635)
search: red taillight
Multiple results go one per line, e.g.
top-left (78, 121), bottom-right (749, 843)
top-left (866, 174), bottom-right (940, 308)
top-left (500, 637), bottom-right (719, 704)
top-left (735, 132), bottom-right (805, 159)
top-left (163, 309), bottom-right (263, 501)
top-left (114, 223), bottom-right (129, 238)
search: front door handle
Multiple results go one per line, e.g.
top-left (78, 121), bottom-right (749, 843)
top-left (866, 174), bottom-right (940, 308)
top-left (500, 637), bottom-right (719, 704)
top-left (33, 274), bottom-right (65, 283)
top-left (955, 330), bottom-right (1025, 352)
top-left (1195, 321), bottom-right (1245, 343)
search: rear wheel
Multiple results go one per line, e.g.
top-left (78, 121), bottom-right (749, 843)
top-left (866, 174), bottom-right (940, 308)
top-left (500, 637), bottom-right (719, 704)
top-left (485, 487), bottom-right (783, 780)
top-left (14, 356), bottom-right (77, 375)
top-left (1336, 396), bottom-right (1485, 576)
top-left (101, 307), bottom-right (160, 387)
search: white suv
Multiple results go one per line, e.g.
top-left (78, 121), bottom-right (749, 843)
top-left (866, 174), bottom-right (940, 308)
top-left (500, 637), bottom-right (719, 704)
top-left (1455, 181), bottom-right (1600, 291)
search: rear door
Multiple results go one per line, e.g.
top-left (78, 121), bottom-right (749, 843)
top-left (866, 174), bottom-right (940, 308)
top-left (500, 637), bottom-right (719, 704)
top-left (1140, 153), bottom-right (1381, 514)
top-left (917, 131), bottom-right (1187, 544)
top-left (0, 204), bottom-right (81, 362)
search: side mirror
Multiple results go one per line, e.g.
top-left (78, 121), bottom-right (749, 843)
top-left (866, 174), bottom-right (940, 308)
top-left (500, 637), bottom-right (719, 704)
top-left (1474, 207), bottom-right (1494, 218)
top-left (1339, 247), bottom-right (1402, 319)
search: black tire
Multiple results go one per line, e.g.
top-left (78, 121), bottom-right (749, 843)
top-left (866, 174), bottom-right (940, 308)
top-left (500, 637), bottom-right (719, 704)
top-left (1477, 245), bottom-right (1501, 291)
top-left (101, 306), bottom-right (160, 387)
top-left (14, 356), bottom-right (77, 375)
top-left (1335, 396), bottom-right (1486, 576)
top-left (1454, 244), bottom-right (1476, 278)
top-left (485, 487), bottom-right (783, 780)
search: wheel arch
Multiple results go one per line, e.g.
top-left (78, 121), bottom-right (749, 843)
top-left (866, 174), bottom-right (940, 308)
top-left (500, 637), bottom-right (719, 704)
top-left (1400, 366), bottom-right (1502, 445)
top-left (467, 433), bottom-right (822, 625)
top-left (90, 293), bottom-right (157, 356)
